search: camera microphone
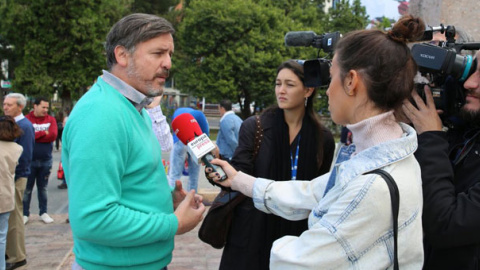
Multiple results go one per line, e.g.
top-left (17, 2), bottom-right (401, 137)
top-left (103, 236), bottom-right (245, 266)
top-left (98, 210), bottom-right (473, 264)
top-left (285, 31), bottom-right (317, 47)
top-left (285, 31), bottom-right (340, 53)
top-left (171, 113), bottom-right (227, 182)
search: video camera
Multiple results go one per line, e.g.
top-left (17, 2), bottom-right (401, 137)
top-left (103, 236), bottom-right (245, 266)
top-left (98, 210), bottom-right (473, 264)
top-left (411, 24), bottom-right (480, 123)
top-left (284, 31), bottom-right (341, 87)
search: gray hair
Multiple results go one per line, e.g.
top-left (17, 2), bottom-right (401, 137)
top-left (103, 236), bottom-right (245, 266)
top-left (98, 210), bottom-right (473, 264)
top-left (105, 13), bottom-right (175, 70)
top-left (5, 93), bottom-right (27, 107)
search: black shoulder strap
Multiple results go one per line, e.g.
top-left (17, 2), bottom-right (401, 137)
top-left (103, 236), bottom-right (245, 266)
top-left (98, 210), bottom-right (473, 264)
top-left (365, 169), bottom-right (400, 270)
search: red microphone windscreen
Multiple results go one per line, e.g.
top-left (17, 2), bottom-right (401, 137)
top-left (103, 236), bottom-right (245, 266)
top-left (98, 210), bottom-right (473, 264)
top-left (171, 113), bottom-right (202, 144)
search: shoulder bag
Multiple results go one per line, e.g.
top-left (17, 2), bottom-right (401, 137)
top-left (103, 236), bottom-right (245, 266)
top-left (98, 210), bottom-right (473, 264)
top-left (366, 169), bottom-right (400, 270)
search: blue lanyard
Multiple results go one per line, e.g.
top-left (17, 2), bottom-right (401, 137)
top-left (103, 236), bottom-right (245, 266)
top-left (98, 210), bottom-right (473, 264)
top-left (291, 135), bottom-right (301, 180)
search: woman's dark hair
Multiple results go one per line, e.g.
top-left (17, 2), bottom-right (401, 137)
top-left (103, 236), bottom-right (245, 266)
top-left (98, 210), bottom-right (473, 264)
top-left (275, 60), bottom-right (325, 168)
top-left (0, 115), bottom-right (23, 141)
top-left (334, 14), bottom-right (425, 111)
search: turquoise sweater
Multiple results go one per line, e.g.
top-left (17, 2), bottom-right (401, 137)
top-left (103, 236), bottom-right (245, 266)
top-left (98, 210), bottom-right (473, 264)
top-left (62, 77), bottom-right (178, 270)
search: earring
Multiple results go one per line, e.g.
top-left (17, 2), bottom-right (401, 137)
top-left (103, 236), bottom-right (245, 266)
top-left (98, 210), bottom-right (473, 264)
top-left (305, 97), bottom-right (308, 107)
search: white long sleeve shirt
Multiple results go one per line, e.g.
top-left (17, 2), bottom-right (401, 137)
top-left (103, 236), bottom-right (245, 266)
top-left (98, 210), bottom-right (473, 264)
top-left (146, 105), bottom-right (173, 152)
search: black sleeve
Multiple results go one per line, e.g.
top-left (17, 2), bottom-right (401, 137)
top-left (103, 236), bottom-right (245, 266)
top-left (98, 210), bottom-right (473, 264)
top-left (416, 131), bottom-right (480, 248)
top-left (319, 127), bottom-right (335, 175)
top-left (230, 116), bottom-right (257, 175)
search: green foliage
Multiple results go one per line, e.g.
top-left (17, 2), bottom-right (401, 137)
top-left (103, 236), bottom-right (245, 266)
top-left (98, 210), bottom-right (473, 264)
top-left (378, 17), bottom-right (395, 30)
top-left (326, 0), bottom-right (369, 33)
top-left (175, 0), bottom-right (294, 117)
top-left (0, 0), bottom-right (372, 119)
top-left (0, 0), bottom-right (132, 104)
top-left (131, 0), bottom-right (180, 15)
top-left (174, 0), bottom-right (370, 117)
top-left (130, 0), bottom-right (182, 27)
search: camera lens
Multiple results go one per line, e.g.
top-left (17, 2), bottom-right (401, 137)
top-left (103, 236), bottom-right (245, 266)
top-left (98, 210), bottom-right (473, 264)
top-left (453, 54), bottom-right (473, 81)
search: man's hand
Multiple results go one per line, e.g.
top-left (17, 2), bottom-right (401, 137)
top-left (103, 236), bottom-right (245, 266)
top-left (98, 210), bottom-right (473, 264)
top-left (402, 85), bottom-right (443, 135)
top-left (174, 190), bottom-right (206, 235)
top-left (146, 95), bottom-right (162, 109)
top-left (172, 180), bottom-right (187, 210)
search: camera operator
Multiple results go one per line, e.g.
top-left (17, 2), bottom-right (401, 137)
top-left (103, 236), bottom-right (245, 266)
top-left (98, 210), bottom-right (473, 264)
top-left (402, 48), bottom-right (480, 269)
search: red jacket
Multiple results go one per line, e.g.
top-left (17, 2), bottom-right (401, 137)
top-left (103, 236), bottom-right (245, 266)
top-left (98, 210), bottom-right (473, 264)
top-left (26, 111), bottom-right (57, 161)
top-left (26, 111), bottom-right (57, 143)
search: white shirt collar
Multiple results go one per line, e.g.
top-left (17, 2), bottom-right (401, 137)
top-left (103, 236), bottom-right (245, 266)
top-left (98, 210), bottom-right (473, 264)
top-left (14, 113), bottom-right (25, 122)
top-left (220, 110), bottom-right (235, 122)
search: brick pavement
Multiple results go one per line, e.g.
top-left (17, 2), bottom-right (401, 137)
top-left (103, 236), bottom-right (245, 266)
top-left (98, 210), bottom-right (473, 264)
top-left (19, 205), bottom-right (223, 270)
top-left (17, 214), bottom-right (72, 270)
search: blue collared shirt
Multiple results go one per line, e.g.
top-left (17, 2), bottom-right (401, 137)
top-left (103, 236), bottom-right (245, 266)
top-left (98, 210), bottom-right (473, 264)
top-left (102, 70), bottom-right (152, 113)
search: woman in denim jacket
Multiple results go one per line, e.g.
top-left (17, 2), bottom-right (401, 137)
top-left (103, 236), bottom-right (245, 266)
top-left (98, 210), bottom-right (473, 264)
top-left (208, 15), bottom-right (425, 269)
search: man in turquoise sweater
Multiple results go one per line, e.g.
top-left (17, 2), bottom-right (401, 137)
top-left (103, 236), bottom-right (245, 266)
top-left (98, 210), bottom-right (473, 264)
top-left (62, 14), bottom-right (205, 270)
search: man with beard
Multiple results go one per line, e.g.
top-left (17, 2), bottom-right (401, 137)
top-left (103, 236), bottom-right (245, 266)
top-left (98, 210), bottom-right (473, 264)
top-left (62, 13), bottom-right (205, 270)
top-left (402, 50), bottom-right (480, 269)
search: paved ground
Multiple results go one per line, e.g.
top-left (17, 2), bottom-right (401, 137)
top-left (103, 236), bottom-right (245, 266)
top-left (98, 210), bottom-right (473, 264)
top-left (19, 207), bottom-right (223, 270)
top-left (16, 116), bottom-right (225, 269)
top-left (18, 150), bottom-right (224, 269)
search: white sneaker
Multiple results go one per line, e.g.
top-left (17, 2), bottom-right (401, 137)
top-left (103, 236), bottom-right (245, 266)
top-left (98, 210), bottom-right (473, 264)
top-left (23, 216), bottom-right (29, 225)
top-left (40, 213), bottom-right (54, 224)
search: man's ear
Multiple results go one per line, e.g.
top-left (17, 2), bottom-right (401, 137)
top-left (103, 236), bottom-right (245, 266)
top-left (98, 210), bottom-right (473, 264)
top-left (114, 45), bottom-right (129, 67)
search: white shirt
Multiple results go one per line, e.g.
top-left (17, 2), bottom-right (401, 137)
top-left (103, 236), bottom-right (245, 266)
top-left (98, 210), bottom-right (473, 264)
top-left (146, 106), bottom-right (173, 152)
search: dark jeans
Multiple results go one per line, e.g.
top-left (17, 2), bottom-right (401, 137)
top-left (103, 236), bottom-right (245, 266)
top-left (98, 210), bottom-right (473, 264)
top-left (23, 159), bottom-right (52, 216)
top-left (55, 128), bottom-right (63, 150)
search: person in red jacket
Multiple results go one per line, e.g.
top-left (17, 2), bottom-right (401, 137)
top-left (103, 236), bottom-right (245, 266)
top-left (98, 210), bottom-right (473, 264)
top-left (24, 97), bottom-right (57, 225)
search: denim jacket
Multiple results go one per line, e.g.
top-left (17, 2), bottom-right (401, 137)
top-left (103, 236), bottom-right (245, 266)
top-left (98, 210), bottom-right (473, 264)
top-left (252, 123), bottom-right (423, 269)
top-left (216, 111), bottom-right (243, 160)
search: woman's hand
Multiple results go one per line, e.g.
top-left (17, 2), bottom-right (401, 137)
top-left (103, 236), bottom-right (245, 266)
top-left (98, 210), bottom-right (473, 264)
top-left (205, 158), bottom-right (238, 188)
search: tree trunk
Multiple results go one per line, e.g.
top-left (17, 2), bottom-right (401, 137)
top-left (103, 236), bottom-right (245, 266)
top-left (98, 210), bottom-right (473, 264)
top-left (61, 90), bottom-right (73, 115)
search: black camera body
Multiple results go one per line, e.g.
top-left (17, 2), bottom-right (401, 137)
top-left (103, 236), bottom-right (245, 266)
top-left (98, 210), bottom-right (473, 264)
top-left (284, 31), bottom-right (340, 87)
top-left (411, 24), bottom-right (480, 123)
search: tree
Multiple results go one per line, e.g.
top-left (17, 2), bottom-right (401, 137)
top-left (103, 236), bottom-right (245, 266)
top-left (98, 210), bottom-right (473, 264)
top-left (130, 0), bottom-right (182, 26)
top-left (131, 0), bottom-right (179, 14)
top-left (174, 0), bottom-right (371, 118)
top-left (326, 0), bottom-right (369, 33)
top-left (0, 0), bottom-right (132, 111)
top-left (175, 0), bottom-right (298, 118)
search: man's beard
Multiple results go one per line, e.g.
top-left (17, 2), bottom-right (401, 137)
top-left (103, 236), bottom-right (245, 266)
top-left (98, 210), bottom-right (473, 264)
top-left (459, 107), bottom-right (480, 128)
top-left (126, 61), bottom-right (164, 97)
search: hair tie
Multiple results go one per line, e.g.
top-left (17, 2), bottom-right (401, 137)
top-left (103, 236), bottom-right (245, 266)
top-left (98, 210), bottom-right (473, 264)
top-left (387, 30), bottom-right (404, 43)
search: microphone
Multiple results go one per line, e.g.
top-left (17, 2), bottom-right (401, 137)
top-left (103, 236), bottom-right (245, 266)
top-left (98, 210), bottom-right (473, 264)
top-left (284, 31), bottom-right (316, 47)
top-left (171, 113), bottom-right (227, 182)
top-left (285, 31), bottom-right (340, 53)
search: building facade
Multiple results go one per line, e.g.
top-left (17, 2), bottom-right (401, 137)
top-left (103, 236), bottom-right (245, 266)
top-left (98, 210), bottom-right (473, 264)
top-left (409, 0), bottom-right (480, 42)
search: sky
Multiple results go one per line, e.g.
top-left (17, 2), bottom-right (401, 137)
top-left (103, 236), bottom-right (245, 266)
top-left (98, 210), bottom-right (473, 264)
top-left (359, 0), bottom-right (402, 21)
